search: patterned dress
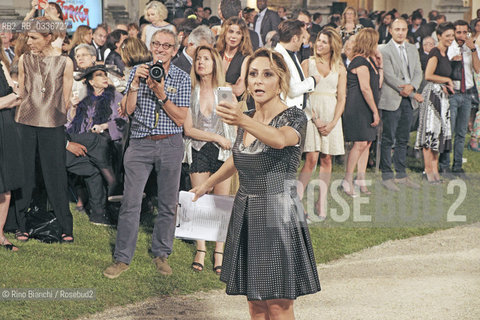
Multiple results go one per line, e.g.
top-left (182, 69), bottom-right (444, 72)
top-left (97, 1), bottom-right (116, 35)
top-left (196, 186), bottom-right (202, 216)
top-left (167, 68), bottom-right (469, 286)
top-left (415, 47), bottom-right (452, 152)
top-left (220, 107), bottom-right (321, 301)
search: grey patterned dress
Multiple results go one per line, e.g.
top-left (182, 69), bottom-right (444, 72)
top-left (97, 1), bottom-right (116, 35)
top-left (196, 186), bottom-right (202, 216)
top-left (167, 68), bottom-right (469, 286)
top-left (220, 107), bottom-right (321, 301)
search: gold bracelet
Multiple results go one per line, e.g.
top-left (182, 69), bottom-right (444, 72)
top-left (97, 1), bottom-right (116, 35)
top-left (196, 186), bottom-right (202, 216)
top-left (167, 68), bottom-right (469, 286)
top-left (130, 85), bottom-right (139, 92)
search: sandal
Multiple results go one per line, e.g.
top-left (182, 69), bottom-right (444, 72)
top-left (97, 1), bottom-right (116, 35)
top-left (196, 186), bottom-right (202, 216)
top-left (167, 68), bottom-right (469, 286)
top-left (192, 249), bottom-right (206, 272)
top-left (61, 234), bottom-right (74, 243)
top-left (1, 237), bottom-right (19, 252)
top-left (340, 180), bottom-right (358, 198)
top-left (213, 251), bottom-right (223, 275)
top-left (15, 231), bottom-right (29, 242)
top-left (354, 180), bottom-right (372, 195)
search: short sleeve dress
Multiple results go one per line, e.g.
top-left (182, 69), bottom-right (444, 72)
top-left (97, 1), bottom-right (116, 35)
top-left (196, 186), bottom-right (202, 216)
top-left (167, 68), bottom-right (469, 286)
top-left (343, 56), bottom-right (379, 142)
top-left (220, 107), bottom-right (321, 301)
top-left (0, 63), bottom-right (23, 193)
top-left (415, 47), bottom-right (452, 152)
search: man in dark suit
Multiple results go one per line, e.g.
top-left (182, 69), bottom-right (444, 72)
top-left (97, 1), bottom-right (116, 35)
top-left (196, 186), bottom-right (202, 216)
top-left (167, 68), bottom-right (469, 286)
top-left (0, 32), bottom-right (15, 64)
top-left (172, 25), bottom-right (216, 75)
top-left (253, 0), bottom-right (281, 46)
top-left (358, 8), bottom-right (375, 29)
top-left (378, 12), bottom-right (394, 44)
top-left (92, 26), bottom-right (107, 62)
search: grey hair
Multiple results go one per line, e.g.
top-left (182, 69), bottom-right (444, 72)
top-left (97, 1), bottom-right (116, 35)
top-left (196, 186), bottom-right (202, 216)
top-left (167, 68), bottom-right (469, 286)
top-left (188, 25), bottom-right (215, 47)
top-left (75, 43), bottom-right (96, 56)
top-left (151, 29), bottom-right (179, 49)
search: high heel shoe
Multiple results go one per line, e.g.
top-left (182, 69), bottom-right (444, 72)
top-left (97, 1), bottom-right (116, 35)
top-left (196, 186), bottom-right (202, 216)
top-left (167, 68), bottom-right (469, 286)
top-left (354, 180), bottom-right (372, 195)
top-left (213, 251), bottom-right (223, 275)
top-left (192, 249), bottom-right (206, 272)
top-left (422, 172), bottom-right (443, 185)
top-left (1, 237), bottom-right (18, 252)
top-left (340, 180), bottom-right (358, 198)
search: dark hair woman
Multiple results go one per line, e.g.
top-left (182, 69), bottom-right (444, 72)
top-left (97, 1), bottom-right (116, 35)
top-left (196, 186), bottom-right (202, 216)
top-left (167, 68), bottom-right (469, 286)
top-left (104, 29), bottom-right (129, 73)
top-left (66, 65), bottom-right (126, 225)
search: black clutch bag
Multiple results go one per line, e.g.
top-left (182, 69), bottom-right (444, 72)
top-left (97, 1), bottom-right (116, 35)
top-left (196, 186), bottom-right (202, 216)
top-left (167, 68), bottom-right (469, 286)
top-left (450, 60), bottom-right (463, 81)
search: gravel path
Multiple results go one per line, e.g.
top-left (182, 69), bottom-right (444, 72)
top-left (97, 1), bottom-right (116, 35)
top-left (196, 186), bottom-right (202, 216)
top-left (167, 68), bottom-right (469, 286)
top-left (81, 224), bottom-right (480, 320)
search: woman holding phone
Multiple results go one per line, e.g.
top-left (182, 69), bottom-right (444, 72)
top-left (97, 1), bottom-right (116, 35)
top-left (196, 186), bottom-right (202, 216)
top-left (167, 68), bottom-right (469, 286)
top-left (183, 46), bottom-right (236, 275)
top-left (191, 48), bottom-right (320, 319)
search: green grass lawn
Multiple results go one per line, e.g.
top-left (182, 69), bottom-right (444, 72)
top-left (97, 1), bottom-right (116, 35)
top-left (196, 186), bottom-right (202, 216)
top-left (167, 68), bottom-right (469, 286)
top-left (1, 141), bottom-right (479, 320)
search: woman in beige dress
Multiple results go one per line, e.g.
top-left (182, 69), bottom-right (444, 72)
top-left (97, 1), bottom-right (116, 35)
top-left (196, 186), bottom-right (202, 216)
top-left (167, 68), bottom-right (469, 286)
top-left (297, 27), bottom-right (346, 221)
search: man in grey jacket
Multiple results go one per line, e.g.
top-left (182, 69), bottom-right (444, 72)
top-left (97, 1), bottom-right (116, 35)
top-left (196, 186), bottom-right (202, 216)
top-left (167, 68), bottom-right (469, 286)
top-left (378, 19), bottom-right (424, 191)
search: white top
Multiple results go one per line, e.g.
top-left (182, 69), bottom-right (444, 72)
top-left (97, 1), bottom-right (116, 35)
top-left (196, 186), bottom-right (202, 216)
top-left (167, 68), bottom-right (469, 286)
top-left (145, 23), bottom-right (176, 50)
top-left (448, 40), bottom-right (480, 90)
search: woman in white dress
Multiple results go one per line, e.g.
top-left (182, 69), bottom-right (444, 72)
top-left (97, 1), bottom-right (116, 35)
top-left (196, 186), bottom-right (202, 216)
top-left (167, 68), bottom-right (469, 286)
top-left (297, 27), bottom-right (346, 221)
top-left (141, 1), bottom-right (176, 50)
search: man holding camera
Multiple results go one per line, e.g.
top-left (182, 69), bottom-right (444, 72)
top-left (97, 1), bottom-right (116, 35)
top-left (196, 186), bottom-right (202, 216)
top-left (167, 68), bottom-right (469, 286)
top-left (104, 29), bottom-right (191, 279)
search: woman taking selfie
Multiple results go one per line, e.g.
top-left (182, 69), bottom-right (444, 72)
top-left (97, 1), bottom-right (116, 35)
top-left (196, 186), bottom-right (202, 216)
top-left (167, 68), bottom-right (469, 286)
top-left (191, 48), bottom-right (320, 320)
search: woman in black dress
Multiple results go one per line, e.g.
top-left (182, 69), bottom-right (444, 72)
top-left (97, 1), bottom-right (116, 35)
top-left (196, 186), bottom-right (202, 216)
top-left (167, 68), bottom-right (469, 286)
top-left (415, 22), bottom-right (455, 183)
top-left (216, 17), bottom-right (253, 97)
top-left (191, 48), bottom-right (320, 319)
top-left (0, 50), bottom-right (23, 251)
top-left (342, 28), bottom-right (383, 196)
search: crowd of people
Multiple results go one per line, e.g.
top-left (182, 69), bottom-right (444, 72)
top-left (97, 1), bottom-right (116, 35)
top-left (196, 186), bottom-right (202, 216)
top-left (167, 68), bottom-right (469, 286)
top-left (1, 0), bottom-right (480, 318)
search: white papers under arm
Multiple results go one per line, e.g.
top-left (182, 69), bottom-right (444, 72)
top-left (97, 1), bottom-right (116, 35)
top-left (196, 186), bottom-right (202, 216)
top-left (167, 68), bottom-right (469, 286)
top-left (175, 191), bottom-right (234, 242)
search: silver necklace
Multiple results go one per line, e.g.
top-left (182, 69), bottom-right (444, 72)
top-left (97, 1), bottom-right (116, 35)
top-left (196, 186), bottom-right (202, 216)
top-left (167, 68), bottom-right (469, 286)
top-left (36, 55), bottom-right (52, 94)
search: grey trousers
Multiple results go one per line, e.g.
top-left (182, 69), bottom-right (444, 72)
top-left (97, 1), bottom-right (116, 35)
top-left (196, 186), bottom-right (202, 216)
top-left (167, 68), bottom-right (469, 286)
top-left (113, 134), bottom-right (183, 264)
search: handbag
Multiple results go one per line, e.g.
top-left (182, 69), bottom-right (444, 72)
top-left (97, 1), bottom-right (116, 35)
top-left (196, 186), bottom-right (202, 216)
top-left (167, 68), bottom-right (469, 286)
top-left (450, 60), bottom-right (463, 81)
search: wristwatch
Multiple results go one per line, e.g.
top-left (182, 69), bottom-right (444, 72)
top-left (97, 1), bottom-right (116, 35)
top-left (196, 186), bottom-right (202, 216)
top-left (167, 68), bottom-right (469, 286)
top-left (471, 48), bottom-right (477, 53)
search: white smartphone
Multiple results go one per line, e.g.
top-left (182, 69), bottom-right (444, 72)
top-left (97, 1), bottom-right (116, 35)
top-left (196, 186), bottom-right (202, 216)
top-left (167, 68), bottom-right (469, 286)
top-left (217, 86), bottom-right (233, 103)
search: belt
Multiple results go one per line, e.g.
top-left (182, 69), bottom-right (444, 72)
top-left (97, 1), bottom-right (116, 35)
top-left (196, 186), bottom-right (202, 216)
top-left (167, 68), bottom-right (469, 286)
top-left (454, 87), bottom-right (476, 94)
top-left (142, 134), bottom-right (174, 141)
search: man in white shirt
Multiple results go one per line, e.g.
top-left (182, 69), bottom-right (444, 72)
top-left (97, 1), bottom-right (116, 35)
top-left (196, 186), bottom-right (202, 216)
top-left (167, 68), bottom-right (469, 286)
top-left (274, 20), bottom-right (320, 110)
top-left (439, 20), bottom-right (480, 178)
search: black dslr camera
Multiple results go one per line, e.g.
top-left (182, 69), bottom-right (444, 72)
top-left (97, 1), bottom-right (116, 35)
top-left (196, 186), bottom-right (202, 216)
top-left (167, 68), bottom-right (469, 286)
top-left (141, 60), bottom-right (165, 83)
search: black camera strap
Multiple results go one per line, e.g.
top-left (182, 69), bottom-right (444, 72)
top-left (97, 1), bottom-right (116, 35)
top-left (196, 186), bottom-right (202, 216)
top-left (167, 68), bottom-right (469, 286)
top-left (130, 100), bottom-right (164, 131)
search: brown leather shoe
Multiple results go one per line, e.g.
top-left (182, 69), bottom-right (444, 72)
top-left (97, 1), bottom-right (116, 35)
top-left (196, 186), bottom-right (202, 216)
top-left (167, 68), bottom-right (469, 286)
top-left (153, 256), bottom-right (172, 275)
top-left (382, 179), bottom-right (400, 192)
top-left (395, 177), bottom-right (420, 189)
top-left (103, 261), bottom-right (129, 279)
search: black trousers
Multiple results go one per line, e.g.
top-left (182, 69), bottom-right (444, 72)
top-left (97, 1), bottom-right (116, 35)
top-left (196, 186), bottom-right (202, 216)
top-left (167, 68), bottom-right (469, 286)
top-left (15, 124), bottom-right (73, 235)
top-left (66, 132), bottom-right (116, 216)
top-left (380, 98), bottom-right (414, 180)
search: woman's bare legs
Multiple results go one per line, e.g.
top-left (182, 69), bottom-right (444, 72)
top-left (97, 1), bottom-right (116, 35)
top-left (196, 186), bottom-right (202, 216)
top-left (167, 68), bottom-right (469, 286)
top-left (248, 299), bottom-right (294, 320)
top-left (423, 148), bottom-right (436, 181)
top-left (344, 141), bottom-right (370, 195)
top-left (355, 142), bottom-right (372, 193)
top-left (248, 301), bottom-right (270, 320)
top-left (211, 177), bottom-right (232, 274)
top-left (317, 153), bottom-right (332, 218)
top-left (0, 192), bottom-right (18, 251)
top-left (297, 152), bottom-right (319, 199)
top-left (190, 172), bottom-right (211, 271)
